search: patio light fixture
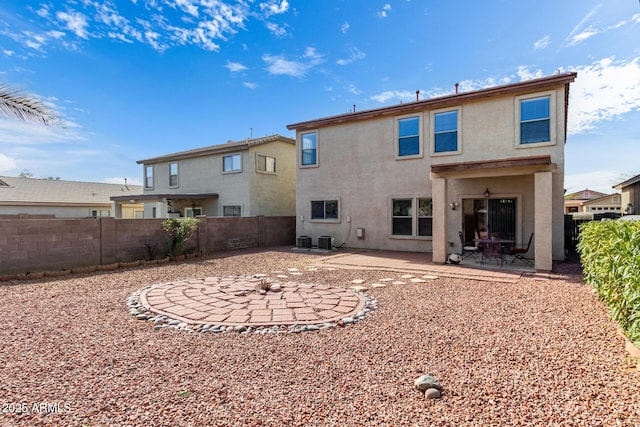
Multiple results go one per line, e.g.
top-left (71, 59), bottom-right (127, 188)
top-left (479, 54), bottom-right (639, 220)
top-left (450, 202), bottom-right (458, 210)
top-left (484, 188), bottom-right (490, 198)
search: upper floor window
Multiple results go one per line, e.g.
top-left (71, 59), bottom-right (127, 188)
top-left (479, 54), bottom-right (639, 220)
top-left (434, 111), bottom-right (458, 153)
top-left (398, 116), bottom-right (420, 156)
top-left (257, 154), bottom-right (276, 173)
top-left (144, 165), bottom-right (153, 189)
top-left (311, 200), bottom-right (338, 220)
top-left (301, 132), bottom-right (317, 166)
top-left (169, 162), bottom-right (178, 187)
top-left (520, 96), bottom-right (550, 144)
top-left (223, 154), bottom-right (241, 172)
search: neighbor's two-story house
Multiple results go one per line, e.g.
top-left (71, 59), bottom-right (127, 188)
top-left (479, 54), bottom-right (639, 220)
top-left (287, 72), bottom-right (577, 271)
top-left (112, 135), bottom-right (296, 218)
top-left (613, 173), bottom-right (640, 216)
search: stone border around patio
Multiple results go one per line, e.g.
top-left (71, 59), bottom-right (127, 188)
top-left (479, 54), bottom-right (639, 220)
top-left (127, 275), bottom-right (378, 335)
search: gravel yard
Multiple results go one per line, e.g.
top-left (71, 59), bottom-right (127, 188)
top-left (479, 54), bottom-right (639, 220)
top-left (1, 247), bottom-right (638, 426)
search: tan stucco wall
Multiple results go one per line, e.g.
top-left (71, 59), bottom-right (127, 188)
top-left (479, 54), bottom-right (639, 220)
top-left (249, 140), bottom-right (297, 216)
top-left (295, 85), bottom-right (568, 265)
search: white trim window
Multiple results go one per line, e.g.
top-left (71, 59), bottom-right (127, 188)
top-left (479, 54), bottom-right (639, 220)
top-left (185, 207), bottom-right (202, 217)
top-left (397, 116), bottom-right (420, 157)
top-left (516, 93), bottom-right (555, 147)
top-left (433, 110), bottom-right (459, 153)
top-left (223, 154), bottom-right (242, 172)
top-left (520, 96), bottom-right (550, 143)
top-left (311, 200), bottom-right (339, 221)
top-left (169, 162), bottom-right (178, 187)
top-left (223, 205), bottom-right (241, 216)
top-left (257, 154), bottom-right (276, 173)
top-left (301, 132), bottom-right (317, 166)
top-left (392, 198), bottom-right (433, 237)
top-left (144, 165), bottom-right (154, 189)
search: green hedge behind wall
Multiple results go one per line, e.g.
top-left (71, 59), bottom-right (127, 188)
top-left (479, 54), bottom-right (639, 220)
top-left (577, 220), bottom-right (640, 346)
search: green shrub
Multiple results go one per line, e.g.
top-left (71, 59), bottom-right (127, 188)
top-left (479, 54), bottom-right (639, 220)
top-left (578, 219), bottom-right (640, 346)
top-left (162, 218), bottom-right (200, 257)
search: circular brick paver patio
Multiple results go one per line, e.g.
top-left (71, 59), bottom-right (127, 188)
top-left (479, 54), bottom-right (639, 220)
top-left (138, 276), bottom-right (367, 327)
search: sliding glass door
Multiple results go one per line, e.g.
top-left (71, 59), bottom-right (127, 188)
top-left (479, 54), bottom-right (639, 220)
top-left (462, 198), bottom-right (516, 242)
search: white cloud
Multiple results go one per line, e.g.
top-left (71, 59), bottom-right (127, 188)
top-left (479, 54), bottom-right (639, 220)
top-left (370, 90), bottom-right (416, 104)
top-left (259, 0), bottom-right (289, 17)
top-left (0, 153), bottom-right (17, 173)
top-left (265, 22), bottom-right (287, 37)
top-left (516, 66), bottom-right (544, 81)
top-left (377, 4), bottom-right (391, 18)
top-left (243, 81), bottom-right (258, 90)
top-left (226, 61), bottom-right (247, 72)
top-left (567, 56), bottom-right (640, 134)
top-left (56, 10), bottom-right (90, 39)
top-left (262, 47), bottom-right (324, 77)
top-left (567, 27), bottom-right (599, 46)
top-left (341, 22), bottom-right (350, 34)
top-left (336, 48), bottom-right (366, 66)
top-left (564, 170), bottom-right (622, 195)
top-left (173, 0), bottom-right (200, 17)
top-left (534, 35), bottom-right (550, 50)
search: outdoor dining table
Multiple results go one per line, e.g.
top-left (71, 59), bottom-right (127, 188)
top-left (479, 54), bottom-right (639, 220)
top-left (474, 238), bottom-right (514, 266)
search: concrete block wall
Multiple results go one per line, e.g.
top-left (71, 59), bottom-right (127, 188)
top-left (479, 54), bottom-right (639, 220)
top-left (0, 216), bottom-right (295, 275)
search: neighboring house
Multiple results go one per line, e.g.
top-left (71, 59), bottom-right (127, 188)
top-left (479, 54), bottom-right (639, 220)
top-left (0, 176), bottom-right (143, 218)
top-left (564, 189), bottom-right (607, 214)
top-left (613, 173), bottom-right (640, 216)
top-left (287, 72), bottom-right (577, 272)
top-left (112, 135), bottom-right (296, 218)
top-left (579, 193), bottom-right (621, 217)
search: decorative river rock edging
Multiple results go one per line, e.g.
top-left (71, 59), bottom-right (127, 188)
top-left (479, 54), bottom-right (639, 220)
top-left (127, 276), bottom-right (378, 335)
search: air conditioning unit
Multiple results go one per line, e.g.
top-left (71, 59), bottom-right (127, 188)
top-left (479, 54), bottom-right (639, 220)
top-left (318, 236), bottom-right (332, 250)
top-left (296, 236), bottom-right (312, 249)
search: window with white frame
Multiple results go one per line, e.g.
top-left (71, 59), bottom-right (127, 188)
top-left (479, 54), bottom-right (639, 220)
top-left (223, 154), bottom-right (241, 172)
top-left (91, 209), bottom-right (110, 217)
top-left (223, 205), bottom-right (241, 216)
top-left (301, 132), bottom-right (317, 166)
top-left (397, 116), bottom-right (420, 157)
top-left (169, 162), bottom-right (178, 187)
top-left (257, 154), bottom-right (276, 173)
top-left (433, 110), bottom-right (458, 153)
top-left (417, 198), bottom-right (433, 237)
top-left (392, 199), bottom-right (412, 235)
top-left (392, 198), bottom-right (433, 237)
top-left (144, 165), bottom-right (153, 189)
top-left (520, 96), bottom-right (550, 144)
top-left (185, 207), bottom-right (202, 217)
top-left (311, 200), bottom-right (338, 220)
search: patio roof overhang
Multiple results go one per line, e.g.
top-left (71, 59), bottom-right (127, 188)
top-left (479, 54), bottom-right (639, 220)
top-left (430, 155), bottom-right (554, 180)
top-left (110, 193), bottom-right (219, 203)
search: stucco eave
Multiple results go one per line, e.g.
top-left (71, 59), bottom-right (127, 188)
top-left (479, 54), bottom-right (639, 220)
top-left (430, 155), bottom-right (554, 179)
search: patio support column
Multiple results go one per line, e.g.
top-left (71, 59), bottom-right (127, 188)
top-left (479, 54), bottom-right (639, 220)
top-left (534, 171), bottom-right (553, 271)
top-left (432, 176), bottom-right (448, 263)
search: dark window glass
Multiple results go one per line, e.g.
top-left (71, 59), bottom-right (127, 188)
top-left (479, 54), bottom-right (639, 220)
top-left (302, 132), bottom-right (317, 165)
top-left (520, 97), bottom-right (550, 144)
top-left (398, 117), bottom-right (419, 156)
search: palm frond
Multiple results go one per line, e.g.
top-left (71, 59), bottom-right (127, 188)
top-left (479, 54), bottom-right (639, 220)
top-left (0, 84), bottom-right (57, 125)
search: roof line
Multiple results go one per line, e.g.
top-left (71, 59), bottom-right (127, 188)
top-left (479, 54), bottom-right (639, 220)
top-left (287, 72), bottom-right (577, 131)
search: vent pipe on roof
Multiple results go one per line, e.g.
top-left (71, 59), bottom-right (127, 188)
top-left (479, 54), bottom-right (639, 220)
top-left (455, 83), bottom-right (459, 94)
top-left (416, 90), bottom-right (420, 101)
top-left (353, 104), bottom-right (356, 112)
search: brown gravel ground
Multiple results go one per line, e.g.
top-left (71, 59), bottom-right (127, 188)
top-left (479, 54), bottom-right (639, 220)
top-left (1, 247), bottom-right (639, 427)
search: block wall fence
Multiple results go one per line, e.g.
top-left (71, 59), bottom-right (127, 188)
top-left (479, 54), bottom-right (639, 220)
top-left (0, 216), bottom-right (295, 275)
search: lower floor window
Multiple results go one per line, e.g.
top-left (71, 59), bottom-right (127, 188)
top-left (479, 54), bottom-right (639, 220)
top-left (186, 207), bottom-right (202, 217)
top-left (91, 210), bottom-right (110, 217)
top-left (223, 205), bottom-right (241, 217)
top-left (392, 198), bottom-right (432, 237)
top-left (311, 200), bottom-right (338, 220)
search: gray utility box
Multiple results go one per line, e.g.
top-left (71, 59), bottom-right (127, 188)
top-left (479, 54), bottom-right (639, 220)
top-left (318, 236), bottom-right (332, 250)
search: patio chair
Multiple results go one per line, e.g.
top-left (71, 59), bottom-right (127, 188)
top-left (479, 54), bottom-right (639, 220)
top-left (508, 233), bottom-right (534, 265)
top-left (459, 231), bottom-right (480, 261)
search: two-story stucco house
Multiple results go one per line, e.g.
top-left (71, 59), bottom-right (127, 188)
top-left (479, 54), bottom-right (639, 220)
top-left (287, 72), bottom-right (577, 272)
top-left (112, 134), bottom-right (296, 218)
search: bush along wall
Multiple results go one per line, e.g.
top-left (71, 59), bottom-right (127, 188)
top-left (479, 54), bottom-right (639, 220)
top-left (577, 220), bottom-right (640, 347)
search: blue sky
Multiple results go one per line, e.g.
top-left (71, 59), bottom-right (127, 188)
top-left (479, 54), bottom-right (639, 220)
top-left (0, 0), bottom-right (639, 194)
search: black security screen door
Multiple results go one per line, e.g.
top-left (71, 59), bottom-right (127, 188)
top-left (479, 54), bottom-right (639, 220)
top-left (462, 198), bottom-right (516, 242)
